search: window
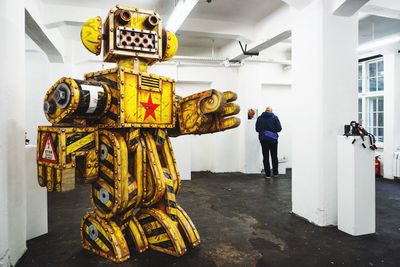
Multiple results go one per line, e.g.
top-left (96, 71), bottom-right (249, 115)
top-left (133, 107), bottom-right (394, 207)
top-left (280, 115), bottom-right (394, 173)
top-left (358, 58), bottom-right (384, 143)
top-left (367, 97), bottom-right (384, 142)
top-left (358, 65), bottom-right (362, 93)
top-left (367, 60), bottom-right (384, 92)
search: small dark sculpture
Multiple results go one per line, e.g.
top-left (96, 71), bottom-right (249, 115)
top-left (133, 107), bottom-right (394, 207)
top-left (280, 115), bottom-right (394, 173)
top-left (344, 121), bottom-right (377, 150)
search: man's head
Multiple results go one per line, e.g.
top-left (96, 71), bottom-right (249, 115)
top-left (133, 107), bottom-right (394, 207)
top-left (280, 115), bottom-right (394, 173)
top-left (266, 106), bottom-right (273, 112)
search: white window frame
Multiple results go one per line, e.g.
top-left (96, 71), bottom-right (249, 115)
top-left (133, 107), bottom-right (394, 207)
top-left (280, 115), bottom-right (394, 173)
top-left (358, 57), bottom-right (384, 148)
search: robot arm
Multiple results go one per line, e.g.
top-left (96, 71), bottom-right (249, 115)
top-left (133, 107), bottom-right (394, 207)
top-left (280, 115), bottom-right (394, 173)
top-left (172, 89), bottom-right (240, 136)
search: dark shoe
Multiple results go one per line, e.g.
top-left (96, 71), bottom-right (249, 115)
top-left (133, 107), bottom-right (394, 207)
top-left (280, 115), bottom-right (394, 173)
top-left (265, 175), bottom-right (272, 179)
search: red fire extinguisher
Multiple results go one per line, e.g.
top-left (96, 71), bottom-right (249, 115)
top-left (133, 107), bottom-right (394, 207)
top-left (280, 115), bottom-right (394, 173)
top-left (375, 156), bottom-right (381, 177)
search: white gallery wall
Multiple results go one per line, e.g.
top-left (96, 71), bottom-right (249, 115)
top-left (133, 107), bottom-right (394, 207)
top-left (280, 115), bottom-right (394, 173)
top-left (1, 0), bottom-right (26, 266)
top-left (25, 50), bottom-right (73, 143)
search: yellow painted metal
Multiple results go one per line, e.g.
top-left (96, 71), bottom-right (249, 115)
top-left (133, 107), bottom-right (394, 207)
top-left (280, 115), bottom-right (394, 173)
top-left (176, 205), bottom-right (201, 247)
top-left (81, 16), bottom-right (102, 55)
top-left (141, 131), bottom-right (166, 207)
top-left (176, 89), bottom-right (241, 135)
top-left (37, 4), bottom-right (241, 263)
top-left (37, 126), bottom-right (98, 192)
top-left (127, 217), bottom-right (149, 253)
top-left (103, 6), bottom-right (163, 63)
top-left (161, 31), bottom-right (178, 62)
top-left (138, 208), bottom-right (186, 257)
top-left (80, 212), bottom-right (130, 263)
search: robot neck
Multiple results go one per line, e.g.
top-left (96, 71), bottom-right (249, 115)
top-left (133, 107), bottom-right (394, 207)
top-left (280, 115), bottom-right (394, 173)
top-left (117, 58), bottom-right (148, 73)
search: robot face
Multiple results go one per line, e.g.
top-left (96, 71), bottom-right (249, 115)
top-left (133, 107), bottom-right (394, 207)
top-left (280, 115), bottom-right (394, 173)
top-left (81, 5), bottom-right (178, 64)
top-left (109, 6), bottom-right (161, 59)
top-left (101, 6), bottom-right (163, 62)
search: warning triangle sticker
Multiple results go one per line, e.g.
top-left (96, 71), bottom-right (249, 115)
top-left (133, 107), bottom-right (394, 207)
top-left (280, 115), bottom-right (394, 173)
top-left (40, 134), bottom-right (58, 164)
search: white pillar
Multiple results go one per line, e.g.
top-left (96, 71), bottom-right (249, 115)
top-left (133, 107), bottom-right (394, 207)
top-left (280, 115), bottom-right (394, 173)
top-left (0, 0), bottom-right (26, 265)
top-left (291, 0), bottom-right (358, 226)
top-left (383, 53), bottom-right (400, 179)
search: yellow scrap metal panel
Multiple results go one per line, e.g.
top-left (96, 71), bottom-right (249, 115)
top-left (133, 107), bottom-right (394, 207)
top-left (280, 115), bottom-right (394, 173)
top-left (37, 126), bottom-right (98, 192)
top-left (124, 72), bottom-right (139, 124)
top-left (123, 71), bottom-right (174, 127)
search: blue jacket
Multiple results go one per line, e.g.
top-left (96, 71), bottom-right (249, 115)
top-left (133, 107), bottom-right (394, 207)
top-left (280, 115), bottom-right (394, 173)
top-left (255, 112), bottom-right (282, 140)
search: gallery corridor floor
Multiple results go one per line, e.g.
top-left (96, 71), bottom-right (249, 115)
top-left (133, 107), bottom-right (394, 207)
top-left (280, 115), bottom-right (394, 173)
top-left (18, 172), bottom-right (400, 267)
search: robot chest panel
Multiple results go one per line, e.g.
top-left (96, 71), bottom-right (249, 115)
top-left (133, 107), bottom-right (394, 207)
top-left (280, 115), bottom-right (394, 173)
top-left (93, 70), bottom-right (176, 128)
top-left (123, 72), bottom-right (175, 128)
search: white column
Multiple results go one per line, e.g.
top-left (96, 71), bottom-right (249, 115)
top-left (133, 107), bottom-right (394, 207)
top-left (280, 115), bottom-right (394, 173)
top-left (0, 0), bottom-right (26, 265)
top-left (291, 0), bottom-right (358, 226)
top-left (383, 53), bottom-right (400, 179)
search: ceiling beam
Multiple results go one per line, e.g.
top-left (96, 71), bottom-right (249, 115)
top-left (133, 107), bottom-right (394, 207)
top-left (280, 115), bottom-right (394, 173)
top-left (332, 0), bottom-right (370, 16)
top-left (281, 0), bottom-right (313, 10)
top-left (229, 30), bottom-right (292, 62)
top-left (166, 0), bottom-right (199, 33)
top-left (25, 9), bottom-right (63, 63)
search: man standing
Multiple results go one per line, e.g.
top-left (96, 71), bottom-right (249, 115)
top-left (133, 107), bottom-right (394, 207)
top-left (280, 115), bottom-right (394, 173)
top-left (256, 107), bottom-right (282, 178)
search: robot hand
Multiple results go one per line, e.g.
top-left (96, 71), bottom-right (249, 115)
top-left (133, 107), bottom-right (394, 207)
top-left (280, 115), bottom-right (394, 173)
top-left (175, 89), bottom-right (240, 135)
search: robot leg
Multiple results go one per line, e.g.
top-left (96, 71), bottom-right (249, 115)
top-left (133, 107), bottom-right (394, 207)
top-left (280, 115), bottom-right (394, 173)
top-left (81, 129), bottom-right (148, 262)
top-left (137, 131), bottom-right (200, 255)
top-left (81, 212), bottom-right (130, 262)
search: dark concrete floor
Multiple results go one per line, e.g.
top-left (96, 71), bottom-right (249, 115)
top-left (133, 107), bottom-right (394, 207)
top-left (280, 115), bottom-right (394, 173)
top-left (18, 172), bottom-right (400, 267)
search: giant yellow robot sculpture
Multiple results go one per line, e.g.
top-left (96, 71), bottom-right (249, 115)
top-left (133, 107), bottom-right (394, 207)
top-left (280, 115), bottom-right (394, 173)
top-left (37, 5), bottom-right (240, 262)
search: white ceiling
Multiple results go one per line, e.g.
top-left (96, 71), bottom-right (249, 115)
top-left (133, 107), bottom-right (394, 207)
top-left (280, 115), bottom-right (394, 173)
top-left (368, 0), bottom-right (400, 11)
top-left (33, 0), bottom-right (400, 59)
top-left (41, 0), bottom-right (164, 9)
top-left (39, 0), bottom-right (286, 53)
top-left (190, 0), bottom-right (285, 23)
top-left (359, 15), bottom-right (400, 44)
top-left (40, 0), bottom-right (174, 16)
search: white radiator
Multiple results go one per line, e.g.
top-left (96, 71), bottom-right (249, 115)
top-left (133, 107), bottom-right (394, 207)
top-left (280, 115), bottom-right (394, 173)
top-left (393, 151), bottom-right (400, 178)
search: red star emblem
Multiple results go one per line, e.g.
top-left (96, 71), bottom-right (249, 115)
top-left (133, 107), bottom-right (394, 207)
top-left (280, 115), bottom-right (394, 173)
top-left (140, 94), bottom-right (160, 121)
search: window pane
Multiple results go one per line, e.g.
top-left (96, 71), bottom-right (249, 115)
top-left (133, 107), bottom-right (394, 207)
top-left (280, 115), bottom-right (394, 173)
top-left (358, 79), bottom-right (362, 93)
top-left (358, 65), bottom-right (362, 79)
top-left (367, 97), bottom-right (384, 142)
top-left (378, 113), bottom-right (384, 126)
top-left (378, 97), bottom-right (384, 111)
top-left (378, 77), bottom-right (384, 91)
top-left (378, 61), bottom-right (384, 76)
top-left (378, 128), bottom-right (384, 139)
top-left (369, 78), bottom-right (377, 92)
top-left (358, 99), bottom-right (362, 112)
top-left (369, 62), bottom-right (376, 77)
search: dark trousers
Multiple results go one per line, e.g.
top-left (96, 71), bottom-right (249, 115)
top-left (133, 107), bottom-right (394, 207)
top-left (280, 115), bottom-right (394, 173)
top-left (260, 140), bottom-right (278, 176)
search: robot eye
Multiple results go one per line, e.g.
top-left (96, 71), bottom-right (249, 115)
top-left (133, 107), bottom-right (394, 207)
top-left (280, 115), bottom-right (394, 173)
top-left (118, 10), bottom-right (131, 25)
top-left (144, 15), bottom-right (159, 29)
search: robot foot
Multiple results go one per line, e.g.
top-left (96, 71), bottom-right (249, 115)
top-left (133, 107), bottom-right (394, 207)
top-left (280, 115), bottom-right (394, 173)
top-left (138, 208), bottom-right (187, 256)
top-left (175, 205), bottom-right (201, 248)
top-left (119, 215), bottom-right (149, 254)
top-left (80, 212), bottom-right (130, 263)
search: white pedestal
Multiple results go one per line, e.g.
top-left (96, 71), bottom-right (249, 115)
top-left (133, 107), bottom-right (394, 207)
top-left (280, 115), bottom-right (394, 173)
top-left (337, 136), bottom-right (375, 236)
top-left (25, 145), bottom-right (48, 240)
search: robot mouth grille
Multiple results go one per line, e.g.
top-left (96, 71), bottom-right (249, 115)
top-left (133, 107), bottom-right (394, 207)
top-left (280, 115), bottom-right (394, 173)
top-left (116, 26), bottom-right (158, 53)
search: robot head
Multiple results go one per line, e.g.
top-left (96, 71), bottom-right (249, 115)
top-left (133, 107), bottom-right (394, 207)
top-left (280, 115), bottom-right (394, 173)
top-left (81, 5), bottom-right (178, 64)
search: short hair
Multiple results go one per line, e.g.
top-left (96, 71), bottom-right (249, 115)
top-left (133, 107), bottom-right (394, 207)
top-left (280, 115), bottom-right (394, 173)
top-left (266, 106), bottom-right (272, 112)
